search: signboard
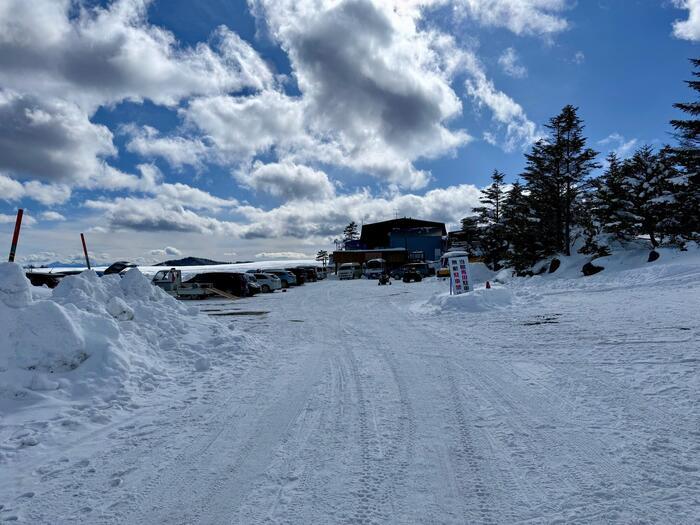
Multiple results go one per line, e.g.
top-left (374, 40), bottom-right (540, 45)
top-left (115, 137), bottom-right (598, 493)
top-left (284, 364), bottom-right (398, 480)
top-left (448, 256), bottom-right (472, 295)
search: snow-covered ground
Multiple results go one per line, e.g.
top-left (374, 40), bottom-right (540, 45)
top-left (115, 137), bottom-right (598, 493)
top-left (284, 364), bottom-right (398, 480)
top-left (1, 249), bottom-right (699, 523)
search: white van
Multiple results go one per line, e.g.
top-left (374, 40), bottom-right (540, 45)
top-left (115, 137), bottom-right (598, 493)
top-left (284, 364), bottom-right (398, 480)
top-left (363, 258), bottom-right (386, 279)
top-left (338, 262), bottom-right (362, 280)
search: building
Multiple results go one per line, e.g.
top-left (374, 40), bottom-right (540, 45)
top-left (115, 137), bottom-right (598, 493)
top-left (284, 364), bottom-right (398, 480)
top-left (332, 218), bottom-right (447, 273)
top-left (360, 218), bottom-right (446, 262)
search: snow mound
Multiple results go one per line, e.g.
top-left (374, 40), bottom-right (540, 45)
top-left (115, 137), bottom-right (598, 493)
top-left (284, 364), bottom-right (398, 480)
top-left (423, 286), bottom-right (520, 313)
top-left (0, 264), bottom-right (230, 414)
top-left (429, 287), bottom-right (512, 312)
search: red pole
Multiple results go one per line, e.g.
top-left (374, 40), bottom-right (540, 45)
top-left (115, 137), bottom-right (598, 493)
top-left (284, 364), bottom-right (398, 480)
top-left (8, 209), bottom-right (23, 262)
top-left (80, 233), bottom-right (91, 270)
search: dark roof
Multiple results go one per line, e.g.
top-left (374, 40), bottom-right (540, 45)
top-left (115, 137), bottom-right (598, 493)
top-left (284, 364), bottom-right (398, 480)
top-left (360, 218), bottom-right (447, 249)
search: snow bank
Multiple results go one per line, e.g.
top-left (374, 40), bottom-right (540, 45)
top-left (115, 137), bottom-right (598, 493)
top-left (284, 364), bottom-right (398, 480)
top-left (417, 283), bottom-right (541, 315)
top-left (427, 287), bottom-right (514, 312)
top-left (0, 263), bottom-right (229, 415)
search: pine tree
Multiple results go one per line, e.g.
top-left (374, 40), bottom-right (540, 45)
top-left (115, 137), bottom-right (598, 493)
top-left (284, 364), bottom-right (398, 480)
top-left (460, 215), bottom-right (481, 255)
top-left (473, 170), bottom-right (507, 269)
top-left (501, 182), bottom-right (540, 273)
top-left (343, 221), bottom-right (359, 243)
top-left (316, 250), bottom-right (329, 268)
top-left (670, 58), bottom-right (700, 239)
top-left (619, 146), bottom-right (677, 248)
top-left (522, 106), bottom-right (599, 257)
top-left (591, 152), bottom-right (635, 243)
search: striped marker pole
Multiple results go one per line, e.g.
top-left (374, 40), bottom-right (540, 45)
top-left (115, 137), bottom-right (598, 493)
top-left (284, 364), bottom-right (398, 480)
top-left (80, 233), bottom-right (91, 270)
top-left (8, 209), bottom-right (23, 262)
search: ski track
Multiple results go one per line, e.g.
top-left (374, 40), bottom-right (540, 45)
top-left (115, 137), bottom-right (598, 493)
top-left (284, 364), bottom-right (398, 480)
top-left (2, 274), bottom-right (699, 524)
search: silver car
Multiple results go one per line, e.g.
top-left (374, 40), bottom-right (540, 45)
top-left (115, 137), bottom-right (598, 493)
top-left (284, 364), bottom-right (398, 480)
top-left (253, 272), bottom-right (282, 293)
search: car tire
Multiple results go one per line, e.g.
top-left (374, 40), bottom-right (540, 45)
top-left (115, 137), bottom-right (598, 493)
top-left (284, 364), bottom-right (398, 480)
top-left (262, 284), bottom-right (270, 293)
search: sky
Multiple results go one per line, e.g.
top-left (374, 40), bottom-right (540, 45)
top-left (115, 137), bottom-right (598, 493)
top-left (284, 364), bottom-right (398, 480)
top-left (0, 0), bottom-right (698, 265)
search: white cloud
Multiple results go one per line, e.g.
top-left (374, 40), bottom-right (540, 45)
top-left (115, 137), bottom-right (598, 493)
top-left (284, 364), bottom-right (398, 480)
top-left (240, 161), bottom-right (336, 201)
top-left (0, 91), bottom-right (116, 184)
top-left (466, 72), bottom-right (540, 151)
top-left (452, 0), bottom-right (569, 36)
top-left (148, 246), bottom-right (182, 259)
top-left (498, 47), bottom-right (527, 78)
top-left (255, 252), bottom-right (311, 259)
top-left (39, 211), bottom-right (66, 221)
top-left (0, 0), bottom-right (274, 111)
top-left (82, 181), bottom-right (483, 240)
top-left (598, 133), bottom-right (638, 159)
top-left (0, 212), bottom-right (37, 226)
top-left (124, 125), bottom-right (210, 169)
top-left (573, 51), bottom-right (585, 64)
top-left (672, 0), bottom-right (700, 41)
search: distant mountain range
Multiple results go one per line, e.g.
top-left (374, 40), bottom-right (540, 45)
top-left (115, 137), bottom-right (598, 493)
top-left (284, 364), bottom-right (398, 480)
top-left (156, 256), bottom-right (234, 266)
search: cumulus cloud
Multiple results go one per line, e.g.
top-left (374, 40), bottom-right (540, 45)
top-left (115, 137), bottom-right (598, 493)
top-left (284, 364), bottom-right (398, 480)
top-left (0, 0), bottom-right (274, 111)
top-left (39, 211), bottom-right (66, 221)
top-left (0, 212), bottom-right (36, 226)
top-left (149, 246), bottom-right (182, 258)
top-left (452, 0), bottom-right (569, 36)
top-left (0, 91), bottom-right (116, 183)
top-left (0, 0), bottom-right (273, 192)
top-left (240, 161), bottom-right (336, 201)
top-left (498, 48), bottom-right (527, 78)
top-left (672, 0), bottom-right (700, 41)
top-left (124, 125), bottom-right (210, 169)
top-left (0, 174), bottom-right (72, 206)
top-left (83, 182), bottom-right (483, 240)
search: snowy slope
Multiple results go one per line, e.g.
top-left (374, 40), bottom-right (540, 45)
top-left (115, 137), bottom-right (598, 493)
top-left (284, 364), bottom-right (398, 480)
top-left (2, 249), bottom-right (699, 523)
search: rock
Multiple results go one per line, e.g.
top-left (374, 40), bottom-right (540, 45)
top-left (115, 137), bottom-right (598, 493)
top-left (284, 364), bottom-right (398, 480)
top-left (582, 262), bottom-right (604, 276)
top-left (648, 250), bottom-right (660, 262)
top-left (548, 258), bottom-right (561, 273)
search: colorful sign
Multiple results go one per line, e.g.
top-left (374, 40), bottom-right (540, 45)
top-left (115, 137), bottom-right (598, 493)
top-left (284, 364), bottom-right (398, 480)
top-left (448, 256), bottom-right (472, 295)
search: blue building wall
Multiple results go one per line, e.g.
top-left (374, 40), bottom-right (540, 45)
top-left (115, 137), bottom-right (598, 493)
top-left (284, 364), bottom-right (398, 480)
top-left (389, 233), bottom-right (443, 261)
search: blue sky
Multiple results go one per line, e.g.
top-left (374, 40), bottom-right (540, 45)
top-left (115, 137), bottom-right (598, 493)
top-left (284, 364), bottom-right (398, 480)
top-left (0, 0), bottom-right (697, 264)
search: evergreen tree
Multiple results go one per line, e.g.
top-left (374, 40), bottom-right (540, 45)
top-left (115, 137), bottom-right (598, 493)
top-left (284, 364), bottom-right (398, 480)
top-left (473, 170), bottom-right (508, 269)
top-left (591, 152), bottom-right (635, 242)
top-left (670, 58), bottom-right (700, 239)
top-left (316, 250), bottom-right (329, 268)
top-left (501, 182), bottom-right (540, 273)
top-left (522, 106), bottom-right (599, 257)
top-left (460, 215), bottom-right (481, 255)
top-left (619, 146), bottom-right (677, 248)
top-left (343, 221), bottom-right (359, 243)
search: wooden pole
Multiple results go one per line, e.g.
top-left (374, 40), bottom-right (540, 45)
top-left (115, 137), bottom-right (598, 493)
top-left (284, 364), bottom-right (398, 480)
top-left (80, 233), bottom-right (91, 270)
top-left (8, 209), bottom-right (23, 262)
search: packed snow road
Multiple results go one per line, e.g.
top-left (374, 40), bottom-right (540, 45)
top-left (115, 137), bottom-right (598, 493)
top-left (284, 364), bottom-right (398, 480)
top-left (3, 264), bottom-right (700, 523)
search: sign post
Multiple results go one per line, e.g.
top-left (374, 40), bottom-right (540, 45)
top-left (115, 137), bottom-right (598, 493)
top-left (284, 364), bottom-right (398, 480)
top-left (8, 209), bottom-right (23, 262)
top-left (448, 255), bottom-right (472, 295)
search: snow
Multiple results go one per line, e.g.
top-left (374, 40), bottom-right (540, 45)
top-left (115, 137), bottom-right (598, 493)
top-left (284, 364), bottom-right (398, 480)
top-left (0, 263), bottom-right (252, 474)
top-left (2, 249), bottom-right (700, 523)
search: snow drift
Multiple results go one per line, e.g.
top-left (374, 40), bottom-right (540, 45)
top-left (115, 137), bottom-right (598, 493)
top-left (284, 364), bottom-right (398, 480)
top-left (0, 263), bottom-right (239, 414)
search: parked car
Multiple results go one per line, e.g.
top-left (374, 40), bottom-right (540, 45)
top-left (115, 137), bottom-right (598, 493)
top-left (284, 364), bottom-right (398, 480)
top-left (315, 267), bottom-right (328, 280)
top-left (253, 272), bottom-right (282, 293)
top-left (403, 268), bottom-right (423, 283)
top-left (243, 273), bottom-right (261, 295)
top-left (284, 267), bottom-right (306, 285)
top-left (391, 262), bottom-right (430, 280)
top-left (262, 269), bottom-right (297, 288)
top-left (296, 266), bottom-right (318, 282)
top-left (338, 262), bottom-right (362, 280)
top-left (363, 258), bottom-right (386, 279)
top-left (185, 272), bottom-right (249, 297)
